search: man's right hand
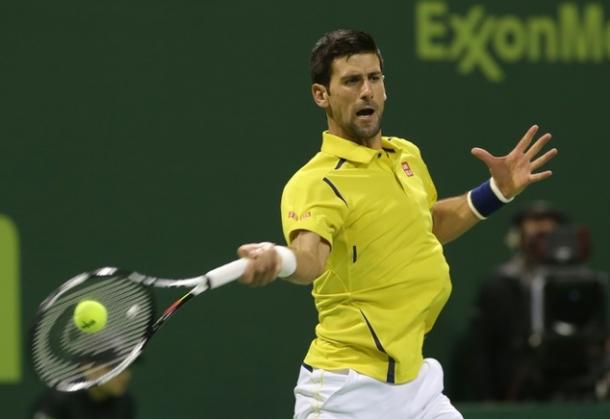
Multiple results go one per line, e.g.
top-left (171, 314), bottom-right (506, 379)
top-left (237, 231), bottom-right (330, 287)
top-left (238, 243), bottom-right (283, 287)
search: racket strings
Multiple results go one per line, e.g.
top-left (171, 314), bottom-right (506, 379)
top-left (33, 283), bottom-right (148, 383)
top-left (31, 274), bottom-right (154, 390)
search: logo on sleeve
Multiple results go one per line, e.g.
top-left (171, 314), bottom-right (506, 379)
top-left (287, 211), bottom-right (311, 221)
top-left (401, 162), bottom-right (414, 177)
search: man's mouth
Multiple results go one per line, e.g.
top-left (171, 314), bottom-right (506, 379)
top-left (356, 107), bottom-right (376, 120)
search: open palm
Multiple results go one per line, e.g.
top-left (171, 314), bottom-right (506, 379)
top-left (471, 125), bottom-right (558, 199)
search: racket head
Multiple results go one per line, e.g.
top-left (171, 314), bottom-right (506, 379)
top-left (30, 267), bottom-right (156, 391)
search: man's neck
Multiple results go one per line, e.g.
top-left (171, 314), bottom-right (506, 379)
top-left (326, 127), bottom-right (382, 150)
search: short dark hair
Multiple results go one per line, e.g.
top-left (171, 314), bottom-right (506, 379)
top-left (310, 29), bottom-right (384, 87)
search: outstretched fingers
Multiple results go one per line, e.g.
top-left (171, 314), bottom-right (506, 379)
top-left (515, 125), bottom-right (539, 153)
top-left (529, 170), bottom-right (554, 183)
top-left (471, 147), bottom-right (496, 165)
top-left (531, 147), bottom-right (558, 171)
top-left (525, 132), bottom-right (553, 159)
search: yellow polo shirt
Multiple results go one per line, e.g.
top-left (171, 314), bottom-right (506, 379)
top-left (281, 132), bottom-right (451, 384)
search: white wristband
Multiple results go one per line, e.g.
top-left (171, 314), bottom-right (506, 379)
top-left (489, 177), bottom-right (514, 203)
top-left (274, 245), bottom-right (297, 278)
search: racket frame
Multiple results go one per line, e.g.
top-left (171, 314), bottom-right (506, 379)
top-left (32, 258), bottom-right (248, 391)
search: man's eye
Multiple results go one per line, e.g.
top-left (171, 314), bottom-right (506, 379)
top-left (345, 77), bottom-right (360, 85)
top-left (370, 75), bottom-right (381, 82)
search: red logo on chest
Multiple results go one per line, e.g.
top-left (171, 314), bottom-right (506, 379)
top-left (401, 161), bottom-right (414, 177)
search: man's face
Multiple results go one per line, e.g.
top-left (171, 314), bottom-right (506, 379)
top-left (318, 53), bottom-right (386, 143)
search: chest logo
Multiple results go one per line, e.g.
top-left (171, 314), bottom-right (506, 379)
top-left (401, 161), bottom-right (414, 177)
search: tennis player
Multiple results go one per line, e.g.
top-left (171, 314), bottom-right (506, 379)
top-left (238, 29), bottom-right (557, 418)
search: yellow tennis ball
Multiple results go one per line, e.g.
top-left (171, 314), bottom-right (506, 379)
top-left (73, 300), bottom-right (107, 333)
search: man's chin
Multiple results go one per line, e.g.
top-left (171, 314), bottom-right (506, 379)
top-left (352, 126), bottom-right (381, 143)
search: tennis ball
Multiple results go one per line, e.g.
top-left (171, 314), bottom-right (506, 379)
top-left (73, 300), bottom-right (107, 333)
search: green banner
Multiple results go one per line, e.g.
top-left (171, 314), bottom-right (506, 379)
top-left (416, 1), bottom-right (610, 81)
top-left (0, 215), bottom-right (20, 382)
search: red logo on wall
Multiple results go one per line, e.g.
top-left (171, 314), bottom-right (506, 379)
top-left (401, 162), bottom-right (414, 177)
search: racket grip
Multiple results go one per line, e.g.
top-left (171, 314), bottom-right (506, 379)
top-left (205, 258), bottom-right (249, 289)
top-left (205, 245), bottom-right (296, 290)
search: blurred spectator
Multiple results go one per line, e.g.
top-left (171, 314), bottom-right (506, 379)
top-left (30, 368), bottom-right (135, 419)
top-left (457, 201), bottom-right (608, 401)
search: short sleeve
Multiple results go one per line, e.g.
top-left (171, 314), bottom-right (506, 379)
top-left (281, 175), bottom-right (348, 247)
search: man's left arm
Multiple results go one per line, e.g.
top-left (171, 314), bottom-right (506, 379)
top-left (432, 125), bottom-right (558, 245)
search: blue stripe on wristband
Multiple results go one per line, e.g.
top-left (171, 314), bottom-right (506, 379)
top-left (468, 179), bottom-right (507, 219)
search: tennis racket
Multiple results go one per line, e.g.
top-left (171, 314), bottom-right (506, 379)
top-left (30, 248), bottom-right (294, 392)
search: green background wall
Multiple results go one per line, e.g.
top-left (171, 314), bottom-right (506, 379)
top-left (1, 0), bottom-right (609, 417)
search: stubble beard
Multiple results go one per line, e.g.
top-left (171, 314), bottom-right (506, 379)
top-left (345, 113), bottom-right (383, 145)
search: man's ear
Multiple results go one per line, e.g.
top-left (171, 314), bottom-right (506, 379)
top-left (312, 84), bottom-right (329, 108)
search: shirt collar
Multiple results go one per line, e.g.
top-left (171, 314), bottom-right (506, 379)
top-left (321, 132), bottom-right (399, 164)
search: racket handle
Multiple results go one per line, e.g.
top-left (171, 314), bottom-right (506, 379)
top-left (205, 258), bottom-right (249, 289)
top-left (204, 245), bottom-right (297, 290)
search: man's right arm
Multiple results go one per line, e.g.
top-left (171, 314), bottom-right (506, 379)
top-left (238, 230), bottom-right (330, 287)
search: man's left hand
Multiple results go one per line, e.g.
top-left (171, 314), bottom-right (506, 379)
top-left (471, 124), bottom-right (558, 199)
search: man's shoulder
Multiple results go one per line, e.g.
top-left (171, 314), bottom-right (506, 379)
top-left (285, 152), bottom-right (339, 187)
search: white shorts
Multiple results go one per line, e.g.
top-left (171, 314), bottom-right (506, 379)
top-left (293, 358), bottom-right (462, 419)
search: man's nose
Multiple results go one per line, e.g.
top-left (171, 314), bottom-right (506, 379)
top-left (360, 80), bottom-right (373, 99)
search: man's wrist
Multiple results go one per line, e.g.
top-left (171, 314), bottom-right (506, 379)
top-left (489, 177), bottom-right (514, 203)
top-left (467, 178), bottom-right (514, 220)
